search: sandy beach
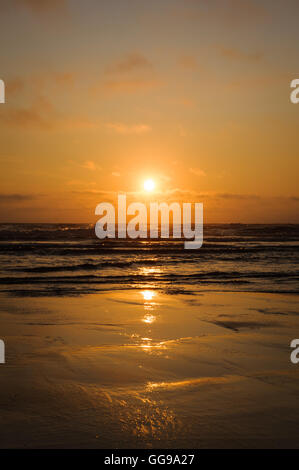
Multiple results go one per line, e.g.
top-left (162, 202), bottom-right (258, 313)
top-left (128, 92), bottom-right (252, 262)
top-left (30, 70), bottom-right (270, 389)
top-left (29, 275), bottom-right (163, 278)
top-left (1, 288), bottom-right (298, 448)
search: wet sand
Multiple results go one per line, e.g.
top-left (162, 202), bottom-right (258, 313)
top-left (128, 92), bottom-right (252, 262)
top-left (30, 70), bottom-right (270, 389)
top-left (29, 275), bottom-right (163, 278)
top-left (0, 289), bottom-right (299, 448)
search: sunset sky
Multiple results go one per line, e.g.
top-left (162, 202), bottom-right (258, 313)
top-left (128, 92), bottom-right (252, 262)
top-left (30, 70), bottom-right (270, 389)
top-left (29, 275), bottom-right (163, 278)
top-left (0, 0), bottom-right (299, 223)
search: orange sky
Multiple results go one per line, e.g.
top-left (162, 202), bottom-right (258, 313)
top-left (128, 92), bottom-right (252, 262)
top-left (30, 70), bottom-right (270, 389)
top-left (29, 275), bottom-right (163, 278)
top-left (0, 0), bottom-right (299, 223)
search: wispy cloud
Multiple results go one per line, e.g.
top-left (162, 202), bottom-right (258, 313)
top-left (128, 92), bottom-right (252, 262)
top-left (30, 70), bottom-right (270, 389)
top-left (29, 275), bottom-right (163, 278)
top-left (3, 72), bottom-right (75, 108)
top-left (52, 72), bottom-right (74, 88)
top-left (225, 0), bottom-right (267, 23)
top-left (216, 193), bottom-right (260, 200)
top-left (284, 196), bottom-right (299, 203)
top-left (105, 122), bottom-right (152, 135)
top-left (178, 55), bottom-right (197, 70)
top-left (171, 0), bottom-right (267, 25)
top-left (80, 160), bottom-right (101, 171)
top-left (0, 193), bottom-right (38, 203)
top-left (0, 94), bottom-right (102, 131)
top-left (106, 53), bottom-right (152, 75)
top-left (0, 97), bottom-right (55, 130)
top-left (189, 167), bottom-right (206, 177)
top-left (5, 78), bottom-right (25, 95)
top-left (13, 0), bottom-right (67, 15)
top-left (0, 98), bottom-right (152, 135)
top-left (94, 52), bottom-right (159, 95)
top-left (68, 160), bottom-right (101, 171)
top-left (220, 47), bottom-right (263, 61)
top-left (102, 78), bottom-right (160, 94)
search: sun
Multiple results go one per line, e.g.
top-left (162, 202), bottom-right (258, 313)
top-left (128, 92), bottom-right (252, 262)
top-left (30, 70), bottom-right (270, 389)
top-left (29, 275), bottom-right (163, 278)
top-left (143, 179), bottom-right (155, 192)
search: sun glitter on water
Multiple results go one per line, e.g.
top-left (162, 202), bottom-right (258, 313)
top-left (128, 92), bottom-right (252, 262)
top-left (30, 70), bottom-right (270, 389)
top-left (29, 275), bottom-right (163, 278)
top-left (142, 290), bottom-right (155, 301)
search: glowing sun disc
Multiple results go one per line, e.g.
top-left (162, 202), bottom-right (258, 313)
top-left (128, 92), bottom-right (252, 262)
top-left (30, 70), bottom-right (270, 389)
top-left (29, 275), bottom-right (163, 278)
top-left (144, 179), bottom-right (155, 192)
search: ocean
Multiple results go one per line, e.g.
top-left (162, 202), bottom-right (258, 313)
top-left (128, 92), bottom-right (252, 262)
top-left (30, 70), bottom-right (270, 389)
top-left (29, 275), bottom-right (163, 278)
top-left (0, 223), bottom-right (298, 297)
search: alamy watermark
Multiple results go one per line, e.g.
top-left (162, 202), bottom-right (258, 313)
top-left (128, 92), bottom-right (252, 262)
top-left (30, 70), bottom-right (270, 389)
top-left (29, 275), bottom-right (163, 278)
top-left (290, 79), bottom-right (299, 104)
top-left (95, 195), bottom-right (203, 249)
top-left (0, 79), bottom-right (5, 104)
top-left (0, 340), bottom-right (5, 364)
top-left (290, 339), bottom-right (299, 364)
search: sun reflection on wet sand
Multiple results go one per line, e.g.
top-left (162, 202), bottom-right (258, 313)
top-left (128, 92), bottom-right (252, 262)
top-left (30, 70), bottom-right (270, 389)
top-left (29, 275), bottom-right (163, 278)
top-left (141, 290), bottom-right (158, 323)
top-left (142, 313), bottom-right (156, 324)
top-left (146, 375), bottom-right (242, 391)
top-left (139, 290), bottom-right (159, 351)
top-left (139, 339), bottom-right (166, 352)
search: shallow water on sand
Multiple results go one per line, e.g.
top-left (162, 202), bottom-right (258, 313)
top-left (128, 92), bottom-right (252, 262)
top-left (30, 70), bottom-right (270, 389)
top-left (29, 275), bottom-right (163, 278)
top-left (0, 289), bottom-right (299, 448)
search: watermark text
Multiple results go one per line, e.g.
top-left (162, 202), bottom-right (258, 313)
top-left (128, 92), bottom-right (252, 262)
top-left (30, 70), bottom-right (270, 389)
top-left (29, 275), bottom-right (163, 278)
top-left (0, 79), bottom-right (5, 104)
top-left (95, 195), bottom-right (203, 249)
top-left (290, 79), bottom-right (299, 104)
top-left (0, 339), bottom-right (5, 364)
